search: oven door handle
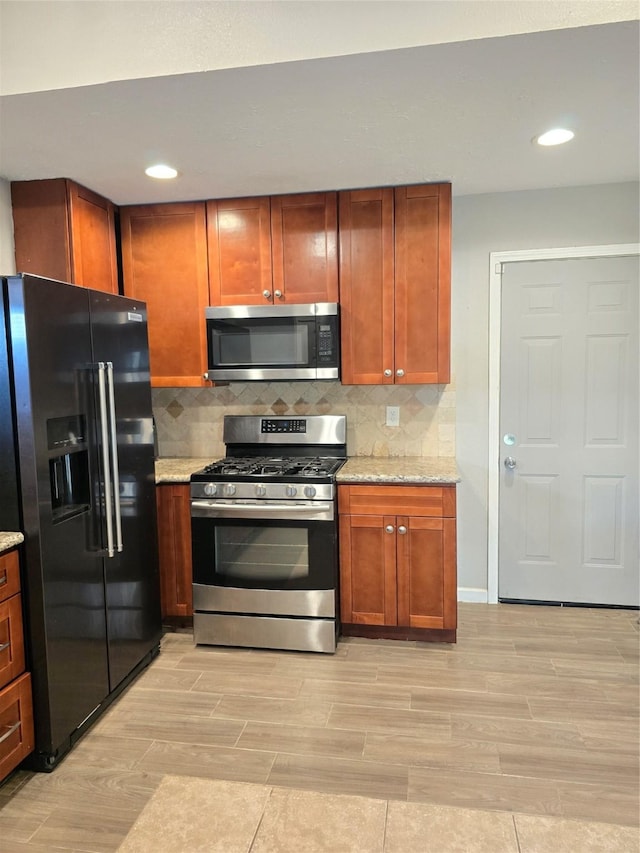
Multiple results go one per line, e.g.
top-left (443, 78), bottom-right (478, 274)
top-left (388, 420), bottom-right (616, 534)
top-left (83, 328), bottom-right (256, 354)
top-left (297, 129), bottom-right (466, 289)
top-left (191, 500), bottom-right (334, 521)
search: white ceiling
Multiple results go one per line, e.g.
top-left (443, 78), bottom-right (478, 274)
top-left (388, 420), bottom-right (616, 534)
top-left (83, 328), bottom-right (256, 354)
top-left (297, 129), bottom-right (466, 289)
top-left (0, 3), bottom-right (638, 205)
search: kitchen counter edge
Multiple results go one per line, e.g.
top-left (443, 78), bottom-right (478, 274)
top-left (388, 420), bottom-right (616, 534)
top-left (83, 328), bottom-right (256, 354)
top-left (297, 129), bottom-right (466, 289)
top-left (155, 457), bottom-right (223, 484)
top-left (0, 532), bottom-right (24, 554)
top-left (336, 456), bottom-right (460, 484)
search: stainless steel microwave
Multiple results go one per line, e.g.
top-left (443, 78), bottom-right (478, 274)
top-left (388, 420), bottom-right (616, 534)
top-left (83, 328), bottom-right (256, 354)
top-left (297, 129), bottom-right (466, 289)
top-left (205, 303), bottom-right (340, 381)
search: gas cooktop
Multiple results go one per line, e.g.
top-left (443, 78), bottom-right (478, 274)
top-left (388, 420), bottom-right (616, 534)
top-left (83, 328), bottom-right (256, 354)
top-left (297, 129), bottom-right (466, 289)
top-left (192, 455), bottom-right (345, 483)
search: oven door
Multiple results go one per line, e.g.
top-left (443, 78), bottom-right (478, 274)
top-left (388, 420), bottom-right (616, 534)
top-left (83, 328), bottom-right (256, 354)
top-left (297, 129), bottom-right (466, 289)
top-left (191, 501), bottom-right (337, 594)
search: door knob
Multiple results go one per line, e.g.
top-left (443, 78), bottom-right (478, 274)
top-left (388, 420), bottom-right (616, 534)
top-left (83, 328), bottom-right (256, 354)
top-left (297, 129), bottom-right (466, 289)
top-left (262, 290), bottom-right (272, 300)
top-left (396, 368), bottom-right (405, 377)
top-left (385, 524), bottom-right (395, 533)
top-left (384, 369), bottom-right (392, 377)
top-left (504, 456), bottom-right (517, 470)
top-left (398, 525), bottom-right (407, 535)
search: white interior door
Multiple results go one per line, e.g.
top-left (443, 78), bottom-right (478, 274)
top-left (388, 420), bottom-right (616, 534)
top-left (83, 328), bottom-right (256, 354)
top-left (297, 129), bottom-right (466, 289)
top-left (498, 255), bottom-right (639, 605)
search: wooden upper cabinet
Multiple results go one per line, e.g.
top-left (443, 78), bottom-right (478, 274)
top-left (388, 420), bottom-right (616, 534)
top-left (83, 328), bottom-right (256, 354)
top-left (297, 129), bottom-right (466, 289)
top-left (120, 202), bottom-right (210, 387)
top-left (271, 192), bottom-right (338, 304)
top-left (207, 192), bottom-right (338, 305)
top-left (395, 184), bottom-right (451, 384)
top-left (207, 197), bottom-right (272, 305)
top-left (11, 178), bottom-right (118, 294)
top-left (339, 183), bottom-right (451, 385)
top-left (339, 189), bottom-right (395, 384)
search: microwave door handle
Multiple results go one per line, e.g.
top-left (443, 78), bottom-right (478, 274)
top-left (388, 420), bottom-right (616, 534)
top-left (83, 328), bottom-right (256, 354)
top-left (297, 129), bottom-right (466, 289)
top-left (97, 363), bottom-right (115, 557)
top-left (106, 362), bottom-right (123, 553)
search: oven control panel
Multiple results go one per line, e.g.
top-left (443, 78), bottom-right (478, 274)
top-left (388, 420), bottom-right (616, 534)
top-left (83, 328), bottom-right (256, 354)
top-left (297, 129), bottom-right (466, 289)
top-left (261, 419), bottom-right (307, 433)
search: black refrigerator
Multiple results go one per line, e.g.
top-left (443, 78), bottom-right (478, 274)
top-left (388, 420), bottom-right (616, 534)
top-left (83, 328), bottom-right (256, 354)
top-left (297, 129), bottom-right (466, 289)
top-left (0, 274), bottom-right (162, 770)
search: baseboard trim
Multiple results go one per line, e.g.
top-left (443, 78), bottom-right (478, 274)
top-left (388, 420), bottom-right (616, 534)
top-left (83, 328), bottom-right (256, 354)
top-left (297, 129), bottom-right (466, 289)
top-left (457, 588), bottom-right (488, 603)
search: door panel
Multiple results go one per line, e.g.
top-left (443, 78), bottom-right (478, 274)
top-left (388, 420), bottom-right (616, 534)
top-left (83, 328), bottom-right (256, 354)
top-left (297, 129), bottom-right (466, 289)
top-left (499, 256), bottom-right (639, 605)
top-left (339, 514), bottom-right (396, 624)
top-left (397, 517), bottom-right (445, 628)
top-left (271, 193), bottom-right (338, 303)
top-left (89, 292), bottom-right (161, 689)
top-left (11, 277), bottom-right (110, 753)
top-left (338, 189), bottom-right (394, 384)
top-left (207, 197), bottom-right (272, 305)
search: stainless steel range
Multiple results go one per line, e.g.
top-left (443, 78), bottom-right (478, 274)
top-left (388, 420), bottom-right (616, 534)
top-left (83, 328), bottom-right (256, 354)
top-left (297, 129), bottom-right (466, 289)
top-left (190, 415), bottom-right (347, 653)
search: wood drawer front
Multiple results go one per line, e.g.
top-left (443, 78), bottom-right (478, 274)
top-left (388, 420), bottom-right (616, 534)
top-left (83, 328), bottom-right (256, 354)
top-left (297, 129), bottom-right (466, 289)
top-left (339, 485), bottom-right (456, 518)
top-left (0, 595), bottom-right (26, 690)
top-left (0, 550), bottom-right (20, 604)
top-left (0, 672), bottom-right (34, 782)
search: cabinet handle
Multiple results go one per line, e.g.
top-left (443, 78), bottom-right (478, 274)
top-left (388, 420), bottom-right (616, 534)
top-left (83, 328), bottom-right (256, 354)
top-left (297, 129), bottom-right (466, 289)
top-left (396, 368), bottom-right (405, 378)
top-left (385, 524), bottom-right (395, 533)
top-left (274, 290), bottom-right (283, 299)
top-left (0, 720), bottom-right (21, 745)
top-left (0, 640), bottom-right (9, 653)
top-left (0, 573), bottom-right (6, 587)
top-left (262, 290), bottom-right (272, 300)
top-left (384, 369), bottom-right (392, 377)
top-left (398, 525), bottom-right (407, 535)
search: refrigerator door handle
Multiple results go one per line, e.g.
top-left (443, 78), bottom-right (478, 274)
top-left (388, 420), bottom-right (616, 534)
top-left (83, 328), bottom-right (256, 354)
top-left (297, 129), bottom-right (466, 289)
top-left (106, 362), bottom-right (123, 553)
top-left (97, 362), bottom-right (115, 557)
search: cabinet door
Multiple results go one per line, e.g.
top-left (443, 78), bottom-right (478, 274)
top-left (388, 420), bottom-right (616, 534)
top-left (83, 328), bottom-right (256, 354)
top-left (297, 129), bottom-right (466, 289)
top-left (394, 184), bottom-right (451, 384)
top-left (120, 202), bottom-right (209, 386)
top-left (11, 179), bottom-right (73, 282)
top-left (271, 192), bottom-right (338, 303)
top-left (339, 189), bottom-right (395, 384)
top-left (396, 516), bottom-right (456, 629)
top-left (339, 512), bottom-right (397, 625)
top-left (68, 182), bottom-right (119, 294)
top-left (207, 197), bottom-right (272, 305)
top-left (156, 485), bottom-right (193, 617)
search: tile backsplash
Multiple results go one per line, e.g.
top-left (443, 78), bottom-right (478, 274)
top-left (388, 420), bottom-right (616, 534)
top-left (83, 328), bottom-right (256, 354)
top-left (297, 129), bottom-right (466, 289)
top-left (152, 380), bottom-right (455, 458)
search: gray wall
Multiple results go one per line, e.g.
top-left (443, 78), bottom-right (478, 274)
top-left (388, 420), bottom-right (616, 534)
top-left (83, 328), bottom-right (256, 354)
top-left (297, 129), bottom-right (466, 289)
top-left (452, 181), bottom-right (640, 597)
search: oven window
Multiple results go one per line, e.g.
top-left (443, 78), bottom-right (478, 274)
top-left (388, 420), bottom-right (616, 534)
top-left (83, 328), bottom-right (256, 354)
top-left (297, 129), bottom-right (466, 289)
top-left (215, 524), bottom-right (309, 582)
top-left (212, 318), bottom-right (312, 367)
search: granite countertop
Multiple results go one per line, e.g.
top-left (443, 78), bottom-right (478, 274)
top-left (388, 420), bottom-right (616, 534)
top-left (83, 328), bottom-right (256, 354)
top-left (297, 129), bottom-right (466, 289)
top-left (155, 457), bottom-right (222, 484)
top-left (0, 532), bottom-right (24, 554)
top-left (337, 456), bottom-right (459, 484)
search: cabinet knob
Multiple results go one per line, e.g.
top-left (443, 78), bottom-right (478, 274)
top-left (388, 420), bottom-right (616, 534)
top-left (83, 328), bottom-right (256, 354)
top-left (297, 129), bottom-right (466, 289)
top-left (262, 290), bottom-right (272, 300)
top-left (396, 368), bottom-right (405, 377)
top-left (384, 369), bottom-right (392, 377)
top-left (398, 525), bottom-right (407, 535)
top-left (385, 524), bottom-right (395, 534)
top-left (274, 289), bottom-right (283, 299)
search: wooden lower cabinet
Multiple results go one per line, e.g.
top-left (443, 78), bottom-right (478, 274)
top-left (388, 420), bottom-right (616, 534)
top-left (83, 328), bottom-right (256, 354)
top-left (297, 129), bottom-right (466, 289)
top-left (338, 484), bottom-right (457, 642)
top-left (156, 484), bottom-right (193, 619)
top-left (0, 549), bottom-right (34, 782)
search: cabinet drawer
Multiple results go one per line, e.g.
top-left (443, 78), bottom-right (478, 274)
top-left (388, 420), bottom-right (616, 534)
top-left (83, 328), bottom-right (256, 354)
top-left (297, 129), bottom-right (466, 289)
top-left (0, 594), bottom-right (26, 690)
top-left (0, 550), bottom-right (20, 604)
top-left (0, 672), bottom-right (34, 782)
top-left (338, 485), bottom-right (456, 518)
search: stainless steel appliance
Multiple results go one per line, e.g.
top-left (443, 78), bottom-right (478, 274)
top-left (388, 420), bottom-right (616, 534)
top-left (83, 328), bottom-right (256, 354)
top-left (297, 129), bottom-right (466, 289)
top-left (204, 302), bottom-right (340, 381)
top-left (0, 274), bottom-right (162, 770)
top-left (191, 415), bottom-right (346, 653)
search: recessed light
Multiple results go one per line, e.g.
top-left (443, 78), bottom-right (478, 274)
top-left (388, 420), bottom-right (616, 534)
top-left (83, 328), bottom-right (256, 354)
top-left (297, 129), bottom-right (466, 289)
top-left (145, 164), bottom-right (178, 179)
top-left (535, 129), bottom-right (575, 147)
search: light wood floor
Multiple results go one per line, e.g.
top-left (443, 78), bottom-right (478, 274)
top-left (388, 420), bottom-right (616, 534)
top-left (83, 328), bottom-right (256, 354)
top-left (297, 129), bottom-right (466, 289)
top-left (0, 602), bottom-right (638, 852)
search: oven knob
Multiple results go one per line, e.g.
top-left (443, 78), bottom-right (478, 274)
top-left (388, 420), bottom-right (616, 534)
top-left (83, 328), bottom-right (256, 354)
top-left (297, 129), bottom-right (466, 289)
top-left (285, 485), bottom-right (297, 497)
top-left (203, 483), bottom-right (217, 496)
top-left (223, 483), bottom-right (236, 497)
top-left (304, 486), bottom-right (316, 498)
top-left (255, 484), bottom-right (267, 497)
